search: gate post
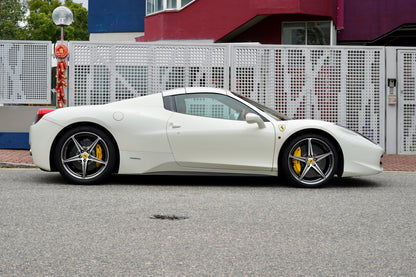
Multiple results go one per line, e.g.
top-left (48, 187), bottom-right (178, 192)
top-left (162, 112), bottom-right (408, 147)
top-left (385, 47), bottom-right (398, 154)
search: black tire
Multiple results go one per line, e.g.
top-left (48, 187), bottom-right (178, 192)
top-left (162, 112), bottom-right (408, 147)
top-left (280, 133), bottom-right (338, 188)
top-left (54, 126), bottom-right (116, 184)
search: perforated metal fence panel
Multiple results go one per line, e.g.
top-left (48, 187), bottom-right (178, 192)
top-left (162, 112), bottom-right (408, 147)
top-left (68, 42), bottom-right (229, 106)
top-left (230, 45), bottom-right (385, 147)
top-left (0, 41), bottom-right (51, 104)
top-left (398, 50), bottom-right (416, 154)
top-left (68, 42), bottom-right (385, 148)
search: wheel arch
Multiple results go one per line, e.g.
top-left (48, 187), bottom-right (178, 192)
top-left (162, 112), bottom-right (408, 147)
top-left (278, 128), bottom-right (344, 177)
top-left (49, 122), bottom-right (120, 173)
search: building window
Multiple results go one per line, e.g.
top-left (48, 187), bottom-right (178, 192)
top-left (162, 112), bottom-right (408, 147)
top-left (146, 0), bottom-right (194, 15)
top-left (282, 21), bottom-right (331, 45)
top-left (155, 0), bottom-right (163, 12)
top-left (181, 0), bottom-right (193, 7)
top-left (167, 0), bottom-right (177, 9)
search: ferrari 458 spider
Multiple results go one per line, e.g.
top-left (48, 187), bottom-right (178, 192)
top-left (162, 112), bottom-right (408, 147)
top-left (30, 87), bottom-right (384, 187)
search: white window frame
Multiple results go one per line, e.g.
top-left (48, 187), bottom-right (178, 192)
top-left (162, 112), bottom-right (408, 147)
top-left (146, 0), bottom-right (195, 15)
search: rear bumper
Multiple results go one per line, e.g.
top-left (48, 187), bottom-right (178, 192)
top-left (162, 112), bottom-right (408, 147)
top-left (29, 119), bottom-right (63, 171)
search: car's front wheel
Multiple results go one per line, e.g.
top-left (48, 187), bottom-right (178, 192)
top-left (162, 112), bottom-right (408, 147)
top-left (54, 126), bottom-right (116, 184)
top-left (280, 133), bottom-right (338, 188)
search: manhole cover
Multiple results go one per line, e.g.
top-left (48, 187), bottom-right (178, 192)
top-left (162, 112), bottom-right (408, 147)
top-left (150, 214), bottom-right (189, 220)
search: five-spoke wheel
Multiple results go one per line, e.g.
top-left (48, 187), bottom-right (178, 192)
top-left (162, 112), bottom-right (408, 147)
top-left (281, 133), bottom-right (338, 187)
top-left (54, 126), bottom-right (116, 184)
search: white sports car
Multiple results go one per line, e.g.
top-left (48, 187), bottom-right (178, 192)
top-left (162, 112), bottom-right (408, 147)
top-left (30, 87), bottom-right (384, 187)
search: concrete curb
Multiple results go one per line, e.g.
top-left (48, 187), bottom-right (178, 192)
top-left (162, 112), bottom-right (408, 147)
top-left (0, 162), bottom-right (38, 169)
top-left (381, 170), bottom-right (416, 174)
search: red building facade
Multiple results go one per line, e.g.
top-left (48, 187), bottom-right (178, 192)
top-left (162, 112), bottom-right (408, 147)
top-left (136, 0), bottom-right (416, 46)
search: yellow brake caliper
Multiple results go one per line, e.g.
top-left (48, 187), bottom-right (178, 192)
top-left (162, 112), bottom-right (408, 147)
top-left (96, 144), bottom-right (102, 167)
top-left (293, 146), bottom-right (301, 175)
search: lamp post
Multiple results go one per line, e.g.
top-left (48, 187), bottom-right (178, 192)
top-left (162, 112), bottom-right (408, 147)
top-left (52, 6), bottom-right (73, 108)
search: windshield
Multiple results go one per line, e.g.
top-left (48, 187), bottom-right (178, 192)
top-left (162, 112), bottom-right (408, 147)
top-left (232, 93), bottom-right (292, 120)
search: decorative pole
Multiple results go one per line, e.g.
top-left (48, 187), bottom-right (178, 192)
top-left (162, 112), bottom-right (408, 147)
top-left (52, 6), bottom-right (73, 108)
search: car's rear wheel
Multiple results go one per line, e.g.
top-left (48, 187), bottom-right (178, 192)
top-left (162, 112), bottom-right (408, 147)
top-left (280, 133), bottom-right (338, 188)
top-left (54, 126), bottom-right (116, 184)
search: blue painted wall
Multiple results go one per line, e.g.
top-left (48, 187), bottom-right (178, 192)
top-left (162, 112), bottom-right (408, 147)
top-left (89, 0), bottom-right (146, 33)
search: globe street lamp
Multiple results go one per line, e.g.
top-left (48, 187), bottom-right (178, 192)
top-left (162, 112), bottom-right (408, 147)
top-left (52, 6), bottom-right (73, 108)
top-left (52, 6), bottom-right (73, 41)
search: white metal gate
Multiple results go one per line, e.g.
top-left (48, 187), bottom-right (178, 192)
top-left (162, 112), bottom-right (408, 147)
top-left (0, 40), bottom-right (51, 104)
top-left (398, 50), bottom-right (416, 154)
top-left (230, 45), bottom-right (385, 147)
top-left (68, 42), bottom-right (229, 106)
top-left (68, 42), bottom-right (385, 148)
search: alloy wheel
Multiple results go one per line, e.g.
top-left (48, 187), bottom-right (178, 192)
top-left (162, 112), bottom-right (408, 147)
top-left (286, 136), bottom-right (336, 187)
top-left (60, 131), bottom-right (110, 181)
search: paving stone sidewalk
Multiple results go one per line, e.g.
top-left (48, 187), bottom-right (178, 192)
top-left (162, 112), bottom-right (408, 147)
top-left (0, 149), bottom-right (415, 171)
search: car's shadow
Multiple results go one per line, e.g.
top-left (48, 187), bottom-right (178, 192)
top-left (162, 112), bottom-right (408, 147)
top-left (35, 172), bottom-right (382, 189)
top-left (108, 174), bottom-right (382, 189)
top-left (110, 174), bottom-right (284, 188)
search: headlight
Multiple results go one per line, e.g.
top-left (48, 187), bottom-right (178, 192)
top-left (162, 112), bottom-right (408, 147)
top-left (335, 124), bottom-right (377, 144)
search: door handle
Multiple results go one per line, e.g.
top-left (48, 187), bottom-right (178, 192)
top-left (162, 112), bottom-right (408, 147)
top-left (170, 123), bottom-right (181, 129)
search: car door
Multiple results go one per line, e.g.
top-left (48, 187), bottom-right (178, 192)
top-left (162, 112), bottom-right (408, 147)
top-left (166, 93), bottom-right (276, 171)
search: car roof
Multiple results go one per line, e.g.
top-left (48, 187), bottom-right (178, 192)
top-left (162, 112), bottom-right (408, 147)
top-left (161, 87), bottom-right (229, 97)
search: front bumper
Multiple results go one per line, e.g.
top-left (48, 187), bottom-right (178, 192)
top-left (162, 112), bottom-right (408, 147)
top-left (338, 131), bottom-right (384, 177)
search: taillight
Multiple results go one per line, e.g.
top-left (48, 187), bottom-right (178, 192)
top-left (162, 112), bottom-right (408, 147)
top-left (35, 108), bottom-right (56, 123)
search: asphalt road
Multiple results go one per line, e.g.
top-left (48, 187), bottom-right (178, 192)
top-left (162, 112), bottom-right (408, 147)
top-left (0, 169), bottom-right (415, 276)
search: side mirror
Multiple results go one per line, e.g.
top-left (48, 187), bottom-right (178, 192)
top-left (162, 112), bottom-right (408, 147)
top-left (245, 113), bottom-right (265, 129)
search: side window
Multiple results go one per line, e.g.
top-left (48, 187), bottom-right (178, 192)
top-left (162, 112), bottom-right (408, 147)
top-left (163, 95), bottom-right (176, 111)
top-left (173, 93), bottom-right (258, 121)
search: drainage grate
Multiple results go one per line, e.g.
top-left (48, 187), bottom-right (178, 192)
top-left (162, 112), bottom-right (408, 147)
top-left (150, 214), bottom-right (189, 220)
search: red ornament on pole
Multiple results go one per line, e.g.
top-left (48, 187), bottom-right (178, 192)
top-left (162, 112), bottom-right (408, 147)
top-left (55, 43), bottom-right (69, 108)
top-left (55, 44), bottom-right (69, 59)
